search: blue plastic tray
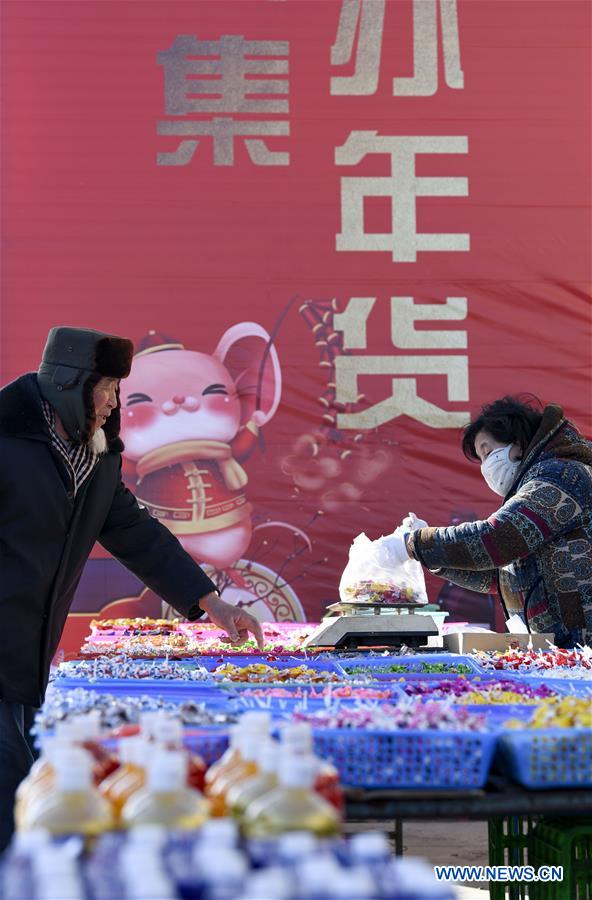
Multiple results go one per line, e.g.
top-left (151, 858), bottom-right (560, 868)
top-left (50, 678), bottom-right (227, 705)
top-left (499, 728), bottom-right (592, 789)
top-left (312, 727), bottom-right (497, 789)
top-left (199, 655), bottom-right (348, 680)
top-left (340, 654), bottom-right (481, 678)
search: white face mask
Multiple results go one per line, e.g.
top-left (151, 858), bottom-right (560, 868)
top-left (480, 444), bottom-right (521, 496)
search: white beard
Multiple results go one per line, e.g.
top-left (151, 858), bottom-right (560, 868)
top-left (91, 427), bottom-right (108, 455)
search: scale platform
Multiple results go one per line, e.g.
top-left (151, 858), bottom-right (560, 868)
top-left (302, 600), bottom-right (439, 651)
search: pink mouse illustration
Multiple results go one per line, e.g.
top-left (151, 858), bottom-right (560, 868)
top-left (119, 326), bottom-right (281, 570)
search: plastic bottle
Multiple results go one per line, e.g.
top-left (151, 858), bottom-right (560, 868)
top-left (119, 846), bottom-right (176, 900)
top-left (388, 857), bottom-right (456, 900)
top-left (151, 715), bottom-right (207, 792)
top-left (33, 846), bottom-right (85, 900)
top-left (206, 729), bottom-right (262, 817)
top-left (349, 831), bottom-right (391, 894)
top-left (205, 712), bottom-right (271, 793)
top-left (122, 750), bottom-right (209, 829)
top-left (76, 712), bottom-right (119, 783)
top-left (242, 755), bottom-right (340, 839)
top-left (0, 830), bottom-right (50, 899)
top-left (14, 736), bottom-right (68, 829)
top-left (226, 738), bottom-right (280, 820)
top-left (21, 746), bottom-right (114, 839)
top-left (281, 722), bottom-right (344, 813)
top-left (99, 736), bottom-right (148, 819)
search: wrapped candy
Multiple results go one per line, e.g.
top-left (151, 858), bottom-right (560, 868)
top-left (402, 677), bottom-right (560, 704)
top-left (342, 579), bottom-right (418, 604)
top-left (292, 699), bottom-right (488, 732)
top-left (473, 646), bottom-right (592, 677)
top-left (212, 663), bottom-right (343, 684)
top-left (54, 657), bottom-right (210, 682)
top-left (505, 696), bottom-right (592, 729)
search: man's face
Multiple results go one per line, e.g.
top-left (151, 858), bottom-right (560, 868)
top-left (92, 377), bottom-right (120, 432)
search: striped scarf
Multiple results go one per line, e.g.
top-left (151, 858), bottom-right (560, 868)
top-left (41, 399), bottom-right (100, 496)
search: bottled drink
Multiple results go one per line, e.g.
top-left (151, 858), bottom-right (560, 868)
top-left (226, 739), bottom-right (279, 820)
top-left (280, 722), bottom-right (344, 813)
top-left (99, 737), bottom-right (148, 819)
top-left (150, 715), bottom-right (207, 792)
top-left (205, 712), bottom-right (271, 793)
top-left (242, 755), bottom-right (340, 839)
top-left (206, 730), bottom-right (261, 817)
top-left (21, 747), bottom-right (114, 839)
top-left (122, 750), bottom-right (209, 829)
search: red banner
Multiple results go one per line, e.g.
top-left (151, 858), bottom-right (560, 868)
top-left (1, 1), bottom-right (590, 651)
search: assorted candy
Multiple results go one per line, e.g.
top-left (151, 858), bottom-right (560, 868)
top-left (55, 658), bottom-right (210, 682)
top-left (473, 646), bottom-right (592, 677)
top-left (212, 663), bottom-right (342, 684)
top-left (224, 685), bottom-right (395, 701)
top-left (402, 677), bottom-right (560, 704)
top-left (35, 687), bottom-right (236, 733)
top-left (505, 696), bottom-right (592, 730)
top-left (344, 662), bottom-right (473, 676)
top-left (342, 579), bottom-right (419, 604)
top-left (293, 700), bottom-right (488, 732)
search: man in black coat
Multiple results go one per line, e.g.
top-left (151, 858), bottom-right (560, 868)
top-left (0, 326), bottom-right (264, 850)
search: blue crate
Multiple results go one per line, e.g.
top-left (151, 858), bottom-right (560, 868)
top-left (312, 727), bottom-right (497, 789)
top-left (503, 674), bottom-right (592, 698)
top-left (50, 678), bottom-right (232, 707)
top-left (339, 653), bottom-right (481, 678)
top-left (458, 704), bottom-right (539, 728)
top-left (499, 728), bottom-right (592, 789)
top-left (225, 682), bottom-right (408, 715)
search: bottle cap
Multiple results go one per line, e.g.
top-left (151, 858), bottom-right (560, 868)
top-left (151, 716), bottom-right (183, 746)
top-left (118, 736), bottom-right (147, 766)
top-left (198, 817), bottom-right (239, 847)
top-left (240, 867), bottom-right (292, 900)
top-left (127, 824), bottom-right (167, 848)
top-left (239, 711), bottom-right (271, 734)
top-left (278, 754), bottom-right (316, 789)
top-left (147, 750), bottom-right (187, 791)
top-left (349, 831), bottom-right (390, 861)
top-left (257, 739), bottom-right (280, 774)
top-left (198, 849), bottom-right (248, 886)
top-left (331, 865), bottom-right (378, 898)
top-left (52, 747), bottom-right (94, 791)
top-left (277, 829), bottom-right (318, 861)
top-left (280, 721), bottom-right (313, 751)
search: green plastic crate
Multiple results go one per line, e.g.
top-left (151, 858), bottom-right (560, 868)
top-left (531, 819), bottom-right (592, 899)
top-left (488, 816), bottom-right (538, 900)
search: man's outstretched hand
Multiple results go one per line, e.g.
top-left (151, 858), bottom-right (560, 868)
top-left (199, 592), bottom-right (265, 651)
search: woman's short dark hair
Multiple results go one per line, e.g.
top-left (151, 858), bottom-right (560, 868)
top-left (462, 395), bottom-right (544, 461)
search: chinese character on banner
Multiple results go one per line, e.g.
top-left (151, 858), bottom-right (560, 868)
top-left (331, 0), bottom-right (464, 96)
top-left (335, 133), bottom-right (469, 262)
top-left (156, 35), bottom-right (290, 166)
top-left (333, 297), bottom-right (469, 428)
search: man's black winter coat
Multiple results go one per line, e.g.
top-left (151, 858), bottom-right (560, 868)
top-left (0, 374), bottom-right (216, 707)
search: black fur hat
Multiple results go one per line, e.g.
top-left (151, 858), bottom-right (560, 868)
top-left (37, 326), bottom-right (134, 446)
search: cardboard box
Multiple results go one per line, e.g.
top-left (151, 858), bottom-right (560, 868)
top-left (443, 632), bottom-right (554, 654)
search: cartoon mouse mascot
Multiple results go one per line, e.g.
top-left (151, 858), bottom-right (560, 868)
top-left (119, 325), bottom-right (281, 571)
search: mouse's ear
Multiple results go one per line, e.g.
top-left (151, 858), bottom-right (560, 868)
top-left (213, 323), bottom-right (281, 426)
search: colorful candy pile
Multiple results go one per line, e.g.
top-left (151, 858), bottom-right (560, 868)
top-left (225, 685), bottom-right (395, 701)
top-left (473, 646), bottom-right (592, 677)
top-left (36, 687), bottom-right (236, 732)
top-left (293, 700), bottom-right (487, 732)
top-left (54, 658), bottom-right (209, 682)
top-left (505, 696), bottom-right (592, 730)
top-left (82, 620), bottom-right (320, 657)
top-left (402, 677), bottom-right (560, 704)
top-left (343, 579), bottom-right (419, 604)
top-left (212, 663), bottom-right (343, 684)
top-left (344, 662), bottom-right (473, 676)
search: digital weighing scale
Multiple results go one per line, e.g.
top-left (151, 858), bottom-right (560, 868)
top-left (302, 600), bottom-right (439, 651)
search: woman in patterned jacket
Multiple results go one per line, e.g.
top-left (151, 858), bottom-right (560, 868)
top-left (381, 397), bottom-right (592, 647)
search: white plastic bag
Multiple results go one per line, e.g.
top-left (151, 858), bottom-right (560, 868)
top-left (339, 530), bottom-right (428, 605)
